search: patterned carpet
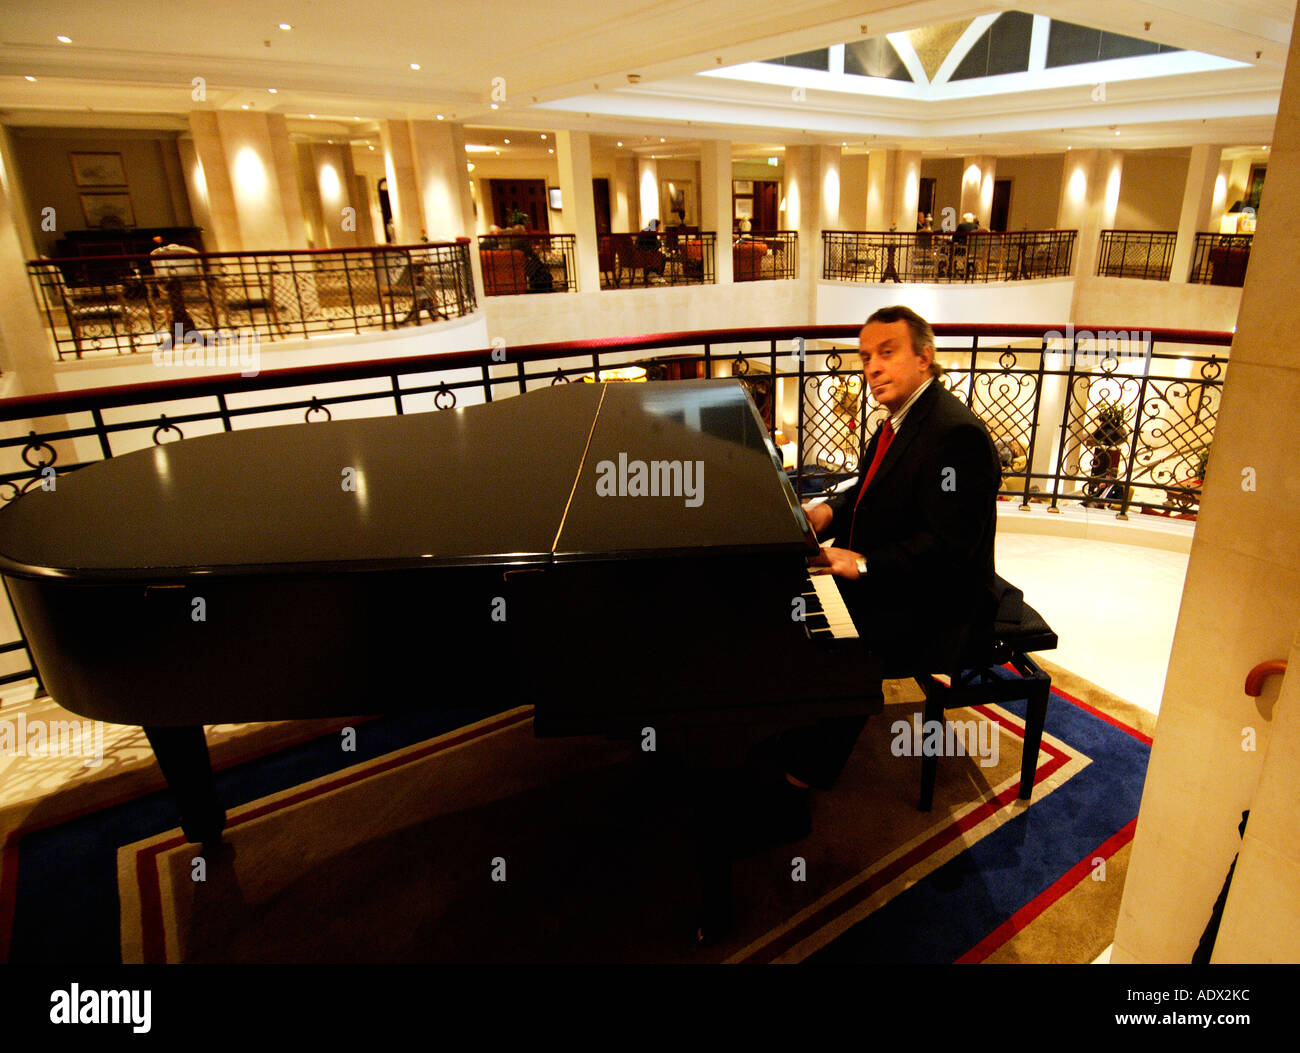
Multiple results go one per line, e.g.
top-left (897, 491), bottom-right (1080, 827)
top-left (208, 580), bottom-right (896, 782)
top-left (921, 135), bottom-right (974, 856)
top-left (0, 662), bottom-right (1152, 963)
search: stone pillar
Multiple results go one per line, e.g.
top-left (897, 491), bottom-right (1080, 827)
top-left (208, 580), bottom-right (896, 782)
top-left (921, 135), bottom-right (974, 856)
top-left (1170, 144), bottom-right (1226, 284)
top-left (187, 111), bottom-right (242, 251)
top-left (176, 137), bottom-right (214, 248)
top-left (555, 130), bottom-right (601, 293)
top-left (1056, 149), bottom-right (1121, 279)
top-left (636, 156), bottom-right (659, 229)
top-left (410, 120), bottom-right (475, 242)
top-left (784, 145), bottom-right (816, 285)
top-left (893, 150), bottom-right (921, 232)
top-left (816, 144), bottom-right (842, 234)
top-left (214, 111), bottom-right (304, 250)
top-left (310, 143), bottom-right (360, 249)
top-left (611, 155), bottom-right (636, 231)
top-left (380, 119), bottom-right (424, 243)
top-left (699, 139), bottom-right (733, 285)
top-left (1113, 1), bottom-right (1300, 964)
top-left (866, 150), bottom-right (895, 230)
top-left (0, 127), bottom-right (58, 394)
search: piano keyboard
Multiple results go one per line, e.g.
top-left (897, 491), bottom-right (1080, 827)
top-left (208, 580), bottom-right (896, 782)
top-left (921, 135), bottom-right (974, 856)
top-left (802, 570), bottom-right (859, 640)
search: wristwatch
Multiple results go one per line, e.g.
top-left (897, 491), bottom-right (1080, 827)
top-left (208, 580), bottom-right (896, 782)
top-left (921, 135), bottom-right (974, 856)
top-left (855, 556), bottom-right (869, 577)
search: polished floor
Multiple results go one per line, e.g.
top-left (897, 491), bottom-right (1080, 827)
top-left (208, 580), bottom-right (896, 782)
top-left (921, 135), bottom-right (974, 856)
top-left (995, 522), bottom-right (1191, 716)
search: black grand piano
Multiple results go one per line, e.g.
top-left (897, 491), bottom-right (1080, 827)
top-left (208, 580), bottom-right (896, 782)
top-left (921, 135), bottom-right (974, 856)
top-left (0, 379), bottom-right (880, 937)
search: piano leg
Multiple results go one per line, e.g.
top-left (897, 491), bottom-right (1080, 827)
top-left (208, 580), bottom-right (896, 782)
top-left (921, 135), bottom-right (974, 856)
top-left (144, 725), bottom-right (227, 846)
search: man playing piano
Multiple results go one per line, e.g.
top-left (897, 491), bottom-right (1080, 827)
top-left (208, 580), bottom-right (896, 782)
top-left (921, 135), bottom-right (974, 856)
top-left (759, 305), bottom-right (1001, 830)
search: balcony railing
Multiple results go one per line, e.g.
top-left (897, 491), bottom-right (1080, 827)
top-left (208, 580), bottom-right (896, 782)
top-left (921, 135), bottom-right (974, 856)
top-left (734, 231), bottom-right (798, 281)
top-left (0, 321), bottom-right (1230, 695)
top-left (1189, 233), bottom-right (1252, 286)
top-left (823, 230), bottom-right (1076, 283)
top-left (1097, 231), bottom-right (1176, 280)
top-left (26, 241), bottom-right (477, 360)
top-left (478, 233), bottom-right (576, 295)
top-left (599, 231), bottom-right (716, 289)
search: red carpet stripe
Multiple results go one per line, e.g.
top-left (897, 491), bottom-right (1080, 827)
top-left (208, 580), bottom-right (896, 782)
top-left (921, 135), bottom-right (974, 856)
top-left (740, 704), bottom-right (1073, 962)
top-left (955, 817), bottom-right (1139, 963)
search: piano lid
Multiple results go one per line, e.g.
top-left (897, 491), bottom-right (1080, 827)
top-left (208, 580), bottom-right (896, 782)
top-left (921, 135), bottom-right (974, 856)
top-left (0, 379), bottom-right (813, 582)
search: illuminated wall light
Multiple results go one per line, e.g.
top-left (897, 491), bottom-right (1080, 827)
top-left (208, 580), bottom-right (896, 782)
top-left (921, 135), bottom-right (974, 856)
top-left (1068, 166), bottom-right (1087, 202)
top-left (320, 162), bottom-right (341, 200)
top-left (233, 147), bottom-right (269, 203)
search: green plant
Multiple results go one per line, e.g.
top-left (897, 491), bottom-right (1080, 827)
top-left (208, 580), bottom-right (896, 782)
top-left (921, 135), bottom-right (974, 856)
top-left (505, 207), bottom-right (529, 228)
top-left (1091, 400), bottom-right (1128, 444)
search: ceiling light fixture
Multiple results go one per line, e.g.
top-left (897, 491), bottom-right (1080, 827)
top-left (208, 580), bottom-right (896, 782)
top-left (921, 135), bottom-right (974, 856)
top-left (436, 114), bottom-right (444, 120)
top-left (268, 87), bottom-right (278, 93)
top-left (279, 23), bottom-right (292, 30)
top-left (24, 75), bottom-right (36, 82)
top-left (56, 35), bottom-right (72, 43)
top-left (410, 63), bottom-right (421, 71)
top-left (503, 138), bottom-right (510, 144)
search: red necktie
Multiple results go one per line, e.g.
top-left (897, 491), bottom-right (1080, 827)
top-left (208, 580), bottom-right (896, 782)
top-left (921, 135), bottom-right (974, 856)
top-left (850, 418), bottom-right (894, 542)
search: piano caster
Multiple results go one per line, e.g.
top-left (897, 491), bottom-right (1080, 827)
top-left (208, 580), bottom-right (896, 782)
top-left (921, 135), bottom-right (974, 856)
top-left (144, 725), bottom-right (228, 846)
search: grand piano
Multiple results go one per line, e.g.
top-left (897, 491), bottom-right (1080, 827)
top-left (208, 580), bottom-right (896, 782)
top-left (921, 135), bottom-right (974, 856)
top-left (0, 378), bottom-right (880, 936)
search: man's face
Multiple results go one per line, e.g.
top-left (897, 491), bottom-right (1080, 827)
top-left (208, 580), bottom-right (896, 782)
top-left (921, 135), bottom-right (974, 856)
top-left (860, 319), bottom-right (933, 414)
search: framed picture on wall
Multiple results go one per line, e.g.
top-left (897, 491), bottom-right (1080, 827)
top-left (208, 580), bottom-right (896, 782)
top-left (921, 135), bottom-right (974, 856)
top-left (80, 192), bottom-right (136, 228)
top-left (660, 180), bottom-right (691, 226)
top-left (733, 179), bottom-right (753, 194)
top-left (70, 152), bottom-right (127, 187)
top-left (734, 197), bottom-right (754, 220)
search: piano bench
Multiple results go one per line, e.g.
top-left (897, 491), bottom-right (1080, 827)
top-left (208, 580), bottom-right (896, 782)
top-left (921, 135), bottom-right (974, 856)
top-left (917, 591), bottom-right (1058, 812)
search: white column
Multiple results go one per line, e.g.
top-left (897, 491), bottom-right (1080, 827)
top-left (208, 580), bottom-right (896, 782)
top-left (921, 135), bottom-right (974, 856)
top-left (894, 150), bottom-right (921, 232)
top-left (555, 130), bottom-right (600, 293)
top-left (699, 139), bottom-right (733, 285)
top-left (1170, 144), bottom-right (1225, 283)
top-left (636, 156), bottom-right (659, 229)
top-left (866, 150), bottom-right (895, 230)
top-left (1115, 1), bottom-right (1300, 964)
top-left (380, 119), bottom-right (424, 244)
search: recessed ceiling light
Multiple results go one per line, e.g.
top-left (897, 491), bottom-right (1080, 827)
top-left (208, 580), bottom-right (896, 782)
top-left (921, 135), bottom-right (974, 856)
top-left (540, 133), bottom-right (547, 140)
top-left (308, 113), bottom-right (316, 119)
top-left (495, 150), bottom-right (500, 155)
top-left (409, 63), bottom-right (420, 71)
top-left (660, 138), bottom-right (666, 143)
top-left (548, 148), bottom-right (553, 154)
top-left (279, 23), bottom-right (292, 30)
top-left (268, 87), bottom-right (278, 94)
top-left (616, 141), bottom-right (623, 147)
top-left (490, 103), bottom-right (499, 110)
top-left (241, 104), bottom-right (250, 110)
top-left (24, 75), bottom-right (36, 82)
top-left (503, 138), bottom-right (510, 144)
top-left (1114, 130), bottom-right (1121, 135)
top-left (56, 35), bottom-right (71, 44)
top-left (368, 144), bottom-right (375, 150)
top-left (436, 114), bottom-right (444, 120)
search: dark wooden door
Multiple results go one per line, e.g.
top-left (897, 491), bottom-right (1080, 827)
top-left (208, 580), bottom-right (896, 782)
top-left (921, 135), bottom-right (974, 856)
top-left (753, 181), bottom-right (779, 230)
top-left (490, 179), bottom-right (549, 231)
top-left (592, 178), bottom-right (612, 234)
top-left (990, 179), bottom-right (1011, 231)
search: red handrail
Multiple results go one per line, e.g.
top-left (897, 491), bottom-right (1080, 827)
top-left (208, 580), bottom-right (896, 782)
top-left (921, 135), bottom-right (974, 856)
top-left (1245, 660), bottom-right (1287, 697)
top-left (0, 323), bottom-right (1233, 418)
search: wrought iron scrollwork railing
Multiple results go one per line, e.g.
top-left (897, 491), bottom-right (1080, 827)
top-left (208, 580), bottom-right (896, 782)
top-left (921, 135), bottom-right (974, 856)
top-left (1097, 230), bottom-right (1176, 280)
top-left (27, 240), bottom-right (478, 360)
top-left (1189, 233), bottom-right (1252, 286)
top-left (822, 230), bottom-right (1076, 284)
top-left (0, 323), bottom-right (1230, 694)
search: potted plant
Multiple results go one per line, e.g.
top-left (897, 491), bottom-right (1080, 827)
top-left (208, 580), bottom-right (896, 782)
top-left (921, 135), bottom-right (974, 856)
top-left (1192, 445), bottom-right (1210, 484)
top-left (1090, 400), bottom-right (1128, 447)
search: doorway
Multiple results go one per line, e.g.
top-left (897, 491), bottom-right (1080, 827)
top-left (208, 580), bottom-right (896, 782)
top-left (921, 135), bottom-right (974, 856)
top-left (990, 179), bottom-right (1011, 231)
top-left (489, 179), bottom-right (550, 231)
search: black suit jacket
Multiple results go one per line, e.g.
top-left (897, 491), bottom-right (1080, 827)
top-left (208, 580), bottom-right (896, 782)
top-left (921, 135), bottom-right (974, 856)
top-left (824, 380), bottom-right (1001, 675)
